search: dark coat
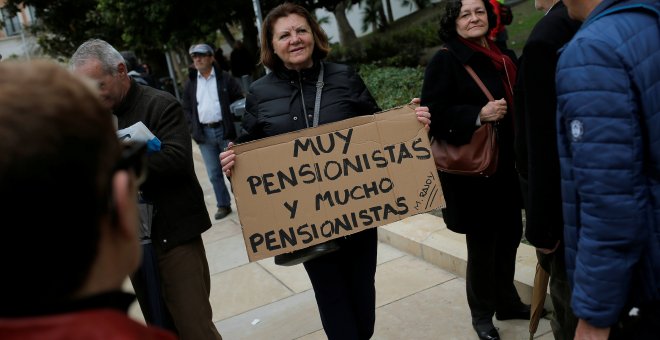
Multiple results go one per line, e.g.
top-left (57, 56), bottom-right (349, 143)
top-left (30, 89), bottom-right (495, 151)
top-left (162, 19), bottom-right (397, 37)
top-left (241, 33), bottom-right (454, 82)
top-left (115, 81), bottom-right (211, 251)
top-left (237, 61), bottom-right (380, 142)
top-left (514, 2), bottom-right (580, 249)
top-left (230, 47), bottom-right (255, 78)
top-left (182, 64), bottom-right (244, 142)
top-left (420, 38), bottom-right (521, 233)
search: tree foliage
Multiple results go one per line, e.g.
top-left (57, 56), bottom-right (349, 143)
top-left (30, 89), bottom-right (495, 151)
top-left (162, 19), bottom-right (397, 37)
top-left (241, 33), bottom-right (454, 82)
top-left (4, 0), bottom-right (120, 57)
top-left (359, 64), bottom-right (423, 110)
top-left (3, 0), bottom-right (374, 70)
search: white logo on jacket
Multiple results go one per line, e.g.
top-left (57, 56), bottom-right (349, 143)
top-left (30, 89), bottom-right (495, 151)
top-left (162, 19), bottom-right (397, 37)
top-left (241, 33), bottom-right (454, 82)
top-left (570, 120), bottom-right (583, 141)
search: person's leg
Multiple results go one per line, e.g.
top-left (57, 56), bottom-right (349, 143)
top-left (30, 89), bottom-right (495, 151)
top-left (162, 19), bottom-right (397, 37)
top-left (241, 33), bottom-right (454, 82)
top-left (466, 231), bottom-right (498, 324)
top-left (345, 228), bottom-right (378, 340)
top-left (157, 237), bottom-right (222, 340)
top-left (547, 248), bottom-right (578, 340)
top-left (303, 245), bottom-right (360, 340)
top-left (198, 126), bottom-right (231, 212)
top-left (130, 243), bottom-right (177, 333)
top-left (494, 208), bottom-right (525, 314)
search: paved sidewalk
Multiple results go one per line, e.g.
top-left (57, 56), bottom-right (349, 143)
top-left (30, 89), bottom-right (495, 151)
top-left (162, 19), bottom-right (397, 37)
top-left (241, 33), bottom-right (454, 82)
top-left (126, 145), bottom-right (553, 340)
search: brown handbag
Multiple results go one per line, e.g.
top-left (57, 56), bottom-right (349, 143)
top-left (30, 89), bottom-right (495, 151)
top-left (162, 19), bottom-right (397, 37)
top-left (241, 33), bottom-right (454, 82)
top-left (431, 64), bottom-right (499, 177)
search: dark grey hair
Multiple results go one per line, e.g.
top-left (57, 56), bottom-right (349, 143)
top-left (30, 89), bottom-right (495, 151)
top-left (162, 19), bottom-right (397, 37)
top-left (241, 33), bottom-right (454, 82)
top-left (70, 39), bottom-right (125, 75)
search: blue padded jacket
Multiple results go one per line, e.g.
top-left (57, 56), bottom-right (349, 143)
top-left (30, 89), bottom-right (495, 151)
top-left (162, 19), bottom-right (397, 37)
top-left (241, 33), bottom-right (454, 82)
top-left (556, 0), bottom-right (660, 328)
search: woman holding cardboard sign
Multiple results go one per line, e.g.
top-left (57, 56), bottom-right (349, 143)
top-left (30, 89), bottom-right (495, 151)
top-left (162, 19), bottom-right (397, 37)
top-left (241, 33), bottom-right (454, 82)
top-left (420, 0), bottom-right (526, 339)
top-left (220, 3), bottom-right (429, 339)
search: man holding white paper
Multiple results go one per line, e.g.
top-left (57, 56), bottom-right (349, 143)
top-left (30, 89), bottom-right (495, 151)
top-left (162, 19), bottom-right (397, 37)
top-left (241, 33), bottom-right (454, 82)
top-left (71, 39), bottom-right (222, 340)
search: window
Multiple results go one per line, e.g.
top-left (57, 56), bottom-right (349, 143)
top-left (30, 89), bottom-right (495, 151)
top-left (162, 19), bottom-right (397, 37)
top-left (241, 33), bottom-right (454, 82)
top-left (1, 8), bottom-right (22, 36)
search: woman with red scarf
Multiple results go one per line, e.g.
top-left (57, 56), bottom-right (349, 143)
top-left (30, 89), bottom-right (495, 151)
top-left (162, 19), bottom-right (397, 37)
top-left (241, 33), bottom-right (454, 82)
top-left (421, 1), bottom-right (526, 339)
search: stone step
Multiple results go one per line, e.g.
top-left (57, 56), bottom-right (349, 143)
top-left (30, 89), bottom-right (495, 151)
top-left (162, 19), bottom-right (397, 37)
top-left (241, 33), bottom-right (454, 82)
top-left (377, 213), bottom-right (553, 310)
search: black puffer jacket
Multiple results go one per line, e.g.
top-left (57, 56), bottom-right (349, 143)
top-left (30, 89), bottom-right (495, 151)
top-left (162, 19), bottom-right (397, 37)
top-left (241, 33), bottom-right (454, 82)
top-left (236, 61), bottom-right (380, 142)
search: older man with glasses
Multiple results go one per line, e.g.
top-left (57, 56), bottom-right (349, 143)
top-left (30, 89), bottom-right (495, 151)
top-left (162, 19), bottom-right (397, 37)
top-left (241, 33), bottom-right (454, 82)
top-left (70, 39), bottom-right (223, 340)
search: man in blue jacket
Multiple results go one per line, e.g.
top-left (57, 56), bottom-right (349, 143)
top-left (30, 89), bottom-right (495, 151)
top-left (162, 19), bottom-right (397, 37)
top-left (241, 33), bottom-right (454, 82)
top-left (556, 0), bottom-right (660, 339)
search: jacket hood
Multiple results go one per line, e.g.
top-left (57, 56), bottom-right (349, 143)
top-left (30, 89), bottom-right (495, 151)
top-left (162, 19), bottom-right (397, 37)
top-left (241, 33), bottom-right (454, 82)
top-left (188, 62), bottom-right (221, 81)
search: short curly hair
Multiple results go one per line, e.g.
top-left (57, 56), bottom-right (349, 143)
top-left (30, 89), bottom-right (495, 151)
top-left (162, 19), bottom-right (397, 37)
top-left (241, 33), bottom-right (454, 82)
top-left (439, 0), bottom-right (497, 42)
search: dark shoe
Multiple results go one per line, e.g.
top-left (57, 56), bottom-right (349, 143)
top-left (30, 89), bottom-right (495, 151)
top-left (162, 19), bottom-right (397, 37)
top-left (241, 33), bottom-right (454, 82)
top-left (473, 323), bottom-right (500, 340)
top-left (495, 303), bottom-right (532, 321)
top-left (214, 206), bottom-right (231, 220)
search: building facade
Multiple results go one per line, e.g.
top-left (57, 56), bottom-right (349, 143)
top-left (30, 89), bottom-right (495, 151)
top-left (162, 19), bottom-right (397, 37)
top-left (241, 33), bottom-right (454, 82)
top-left (0, 1), bottom-right (38, 60)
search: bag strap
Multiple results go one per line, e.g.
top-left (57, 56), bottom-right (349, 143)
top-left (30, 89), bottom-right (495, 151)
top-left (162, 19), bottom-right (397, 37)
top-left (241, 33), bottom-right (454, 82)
top-left (463, 65), bottom-right (495, 101)
top-left (301, 62), bottom-right (325, 128)
top-left (313, 62), bottom-right (324, 127)
top-left (439, 45), bottom-right (496, 101)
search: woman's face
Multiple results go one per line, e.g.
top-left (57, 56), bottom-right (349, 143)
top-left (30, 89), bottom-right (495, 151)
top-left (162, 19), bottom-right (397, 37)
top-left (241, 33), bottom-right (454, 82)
top-left (455, 0), bottom-right (489, 43)
top-left (271, 14), bottom-right (315, 71)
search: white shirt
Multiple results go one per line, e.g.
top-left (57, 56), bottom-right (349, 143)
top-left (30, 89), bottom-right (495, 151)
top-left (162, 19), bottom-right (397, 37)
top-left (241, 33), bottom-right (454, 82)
top-left (196, 68), bottom-right (222, 124)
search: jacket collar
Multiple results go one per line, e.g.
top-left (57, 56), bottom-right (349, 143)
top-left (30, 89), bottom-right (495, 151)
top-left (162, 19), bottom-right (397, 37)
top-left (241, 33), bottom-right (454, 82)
top-left (189, 62), bottom-right (221, 81)
top-left (0, 291), bottom-right (135, 318)
top-left (113, 78), bottom-right (139, 118)
top-left (274, 59), bottom-right (321, 82)
top-left (548, 0), bottom-right (565, 15)
top-left (445, 38), bottom-right (477, 64)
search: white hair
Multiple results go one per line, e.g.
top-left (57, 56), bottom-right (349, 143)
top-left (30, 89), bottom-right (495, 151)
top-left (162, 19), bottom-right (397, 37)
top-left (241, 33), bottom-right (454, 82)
top-left (70, 39), bottom-right (125, 75)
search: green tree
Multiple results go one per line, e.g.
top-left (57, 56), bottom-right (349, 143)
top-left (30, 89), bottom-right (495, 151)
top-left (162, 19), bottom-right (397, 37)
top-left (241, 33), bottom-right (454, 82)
top-left (360, 0), bottom-right (389, 33)
top-left (400, 0), bottom-right (432, 10)
top-left (3, 0), bottom-right (119, 57)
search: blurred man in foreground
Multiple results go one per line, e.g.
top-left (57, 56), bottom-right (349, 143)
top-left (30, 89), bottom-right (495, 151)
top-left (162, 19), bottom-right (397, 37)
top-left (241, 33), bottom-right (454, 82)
top-left (0, 60), bottom-right (174, 339)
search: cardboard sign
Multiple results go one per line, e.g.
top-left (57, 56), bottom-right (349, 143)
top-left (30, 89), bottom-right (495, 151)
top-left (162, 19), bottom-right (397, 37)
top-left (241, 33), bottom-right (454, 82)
top-left (231, 105), bottom-right (445, 261)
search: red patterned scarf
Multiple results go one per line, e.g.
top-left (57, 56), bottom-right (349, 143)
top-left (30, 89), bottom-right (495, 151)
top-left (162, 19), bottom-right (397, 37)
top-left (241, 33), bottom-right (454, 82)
top-left (458, 36), bottom-right (517, 110)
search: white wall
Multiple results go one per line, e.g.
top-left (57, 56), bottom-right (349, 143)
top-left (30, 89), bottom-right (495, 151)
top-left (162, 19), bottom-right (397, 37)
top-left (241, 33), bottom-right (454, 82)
top-left (0, 34), bottom-right (39, 60)
top-left (315, 0), bottom-right (423, 43)
top-left (0, 3), bottom-right (38, 60)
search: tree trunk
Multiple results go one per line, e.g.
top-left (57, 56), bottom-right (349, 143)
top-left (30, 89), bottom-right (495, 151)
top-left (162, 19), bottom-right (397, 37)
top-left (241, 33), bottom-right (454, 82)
top-left (219, 23), bottom-right (236, 48)
top-left (333, 1), bottom-right (362, 59)
top-left (414, 0), bottom-right (429, 10)
top-left (378, 4), bottom-right (388, 28)
top-left (384, 0), bottom-right (394, 23)
top-left (240, 13), bottom-right (260, 73)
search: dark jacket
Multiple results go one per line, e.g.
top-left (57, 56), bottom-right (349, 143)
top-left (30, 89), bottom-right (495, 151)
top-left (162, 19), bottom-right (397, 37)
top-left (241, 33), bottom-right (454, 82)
top-left (115, 80), bottom-right (211, 251)
top-left (237, 61), bottom-right (380, 142)
top-left (556, 0), bottom-right (660, 327)
top-left (514, 2), bottom-right (580, 249)
top-left (182, 64), bottom-right (244, 142)
top-left (230, 47), bottom-right (255, 78)
top-left (420, 38), bottom-right (521, 233)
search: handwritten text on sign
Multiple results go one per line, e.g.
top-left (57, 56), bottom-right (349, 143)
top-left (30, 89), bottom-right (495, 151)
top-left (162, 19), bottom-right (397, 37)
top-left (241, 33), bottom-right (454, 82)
top-left (231, 106), bottom-right (444, 261)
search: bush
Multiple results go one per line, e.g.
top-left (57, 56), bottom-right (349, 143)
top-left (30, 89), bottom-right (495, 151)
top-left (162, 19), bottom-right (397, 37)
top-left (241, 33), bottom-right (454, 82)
top-left (358, 64), bottom-right (424, 110)
top-left (328, 13), bottom-right (441, 68)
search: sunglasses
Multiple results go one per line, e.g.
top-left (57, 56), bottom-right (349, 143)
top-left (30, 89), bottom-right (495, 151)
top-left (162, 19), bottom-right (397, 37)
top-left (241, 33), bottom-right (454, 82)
top-left (114, 141), bottom-right (148, 185)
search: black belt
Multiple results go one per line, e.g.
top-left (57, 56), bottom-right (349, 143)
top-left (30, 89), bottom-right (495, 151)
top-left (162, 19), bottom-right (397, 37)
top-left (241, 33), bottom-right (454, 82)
top-left (201, 121), bottom-right (222, 129)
